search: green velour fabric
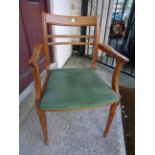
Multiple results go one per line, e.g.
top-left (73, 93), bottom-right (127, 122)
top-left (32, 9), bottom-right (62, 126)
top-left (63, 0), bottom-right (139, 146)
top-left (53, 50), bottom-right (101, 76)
top-left (40, 68), bottom-right (120, 110)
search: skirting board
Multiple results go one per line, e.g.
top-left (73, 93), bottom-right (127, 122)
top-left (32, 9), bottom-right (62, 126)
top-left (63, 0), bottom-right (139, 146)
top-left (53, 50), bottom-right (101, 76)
top-left (19, 62), bottom-right (57, 105)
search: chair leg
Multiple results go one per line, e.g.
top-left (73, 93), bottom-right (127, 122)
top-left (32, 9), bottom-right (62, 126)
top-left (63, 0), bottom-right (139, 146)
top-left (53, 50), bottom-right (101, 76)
top-left (38, 111), bottom-right (49, 144)
top-left (104, 102), bottom-right (119, 137)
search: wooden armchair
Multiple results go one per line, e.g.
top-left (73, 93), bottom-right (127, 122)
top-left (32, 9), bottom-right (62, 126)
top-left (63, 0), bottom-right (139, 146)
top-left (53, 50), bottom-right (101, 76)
top-left (29, 12), bottom-right (129, 144)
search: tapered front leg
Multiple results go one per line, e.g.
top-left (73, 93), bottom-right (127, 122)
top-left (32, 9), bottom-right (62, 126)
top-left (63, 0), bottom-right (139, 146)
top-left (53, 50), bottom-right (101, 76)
top-left (38, 111), bottom-right (49, 144)
top-left (104, 102), bottom-right (119, 137)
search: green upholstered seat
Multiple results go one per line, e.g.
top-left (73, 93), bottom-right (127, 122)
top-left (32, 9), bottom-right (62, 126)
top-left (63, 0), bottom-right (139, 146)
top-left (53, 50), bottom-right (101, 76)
top-left (40, 68), bottom-right (120, 110)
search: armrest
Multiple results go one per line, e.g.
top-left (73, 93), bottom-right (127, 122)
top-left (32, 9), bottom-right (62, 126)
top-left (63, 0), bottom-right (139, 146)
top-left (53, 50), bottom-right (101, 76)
top-left (28, 43), bottom-right (44, 66)
top-left (28, 44), bottom-right (44, 102)
top-left (98, 43), bottom-right (129, 94)
top-left (28, 43), bottom-right (50, 104)
top-left (98, 43), bottom-right (129, 63)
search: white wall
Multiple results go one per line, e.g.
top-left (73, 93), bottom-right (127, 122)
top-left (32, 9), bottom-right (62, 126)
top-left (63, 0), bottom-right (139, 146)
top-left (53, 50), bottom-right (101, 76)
top-left (50, 0), bottom-right (72, 68)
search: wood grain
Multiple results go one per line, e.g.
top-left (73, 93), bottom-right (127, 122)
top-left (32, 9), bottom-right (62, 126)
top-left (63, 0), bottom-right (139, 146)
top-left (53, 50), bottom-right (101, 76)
top-left (44, 12), bottom-right (97, 26)
top-left (98, 44), bottom-right (129, 63)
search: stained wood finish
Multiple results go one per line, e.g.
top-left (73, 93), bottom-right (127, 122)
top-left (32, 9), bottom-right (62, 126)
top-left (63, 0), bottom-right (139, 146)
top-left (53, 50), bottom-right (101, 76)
top-left (29, 44), bottom-right (50, 102)
top-left (92, 16), bottom-right (100, 69)
top-left (29, 12), bottom-right (129, 144)
top-left (98, 44), bottom-right (129, 63)
top-left (42, 12), bottom-right (98, 48)
top-left (38, 111), bottom-right (49, 144)
top-left (44, 13), bottom-right (97, 26)
top-left (103, 102), bottom-right (120, 137)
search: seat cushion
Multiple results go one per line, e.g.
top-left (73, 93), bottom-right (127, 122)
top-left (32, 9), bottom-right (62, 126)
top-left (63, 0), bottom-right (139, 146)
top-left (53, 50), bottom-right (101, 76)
top-left (40, 68), bottom-right (120, 110)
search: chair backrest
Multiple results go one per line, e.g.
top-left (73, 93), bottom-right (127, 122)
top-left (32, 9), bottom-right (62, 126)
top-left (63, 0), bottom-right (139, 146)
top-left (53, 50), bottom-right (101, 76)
top-left (42, 12), bottom-right (100, 68)
top-left (29, 13), bottom-right (100, 102)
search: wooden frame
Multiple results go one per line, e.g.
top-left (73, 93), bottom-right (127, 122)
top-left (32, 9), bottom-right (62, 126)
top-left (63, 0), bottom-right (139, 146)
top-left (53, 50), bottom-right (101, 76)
top-left (29, 12), bottom-right (129, 144)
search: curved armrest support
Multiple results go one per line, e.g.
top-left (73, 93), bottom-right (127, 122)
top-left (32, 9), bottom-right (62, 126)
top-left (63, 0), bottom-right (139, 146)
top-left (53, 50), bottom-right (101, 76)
top-left (28, 43), bottom-right (50, 104)
top-left (98, 43), bottom-right (129, 93)
top-left (28, 44), bottom-right (44, 102)
top-left (112, 61), bottom-right (124, 93)
top-left (28, 44), bottom-right (44, 66)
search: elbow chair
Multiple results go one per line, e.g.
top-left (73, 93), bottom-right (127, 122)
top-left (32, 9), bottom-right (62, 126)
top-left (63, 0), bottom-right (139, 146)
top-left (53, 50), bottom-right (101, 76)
top-left (29, 12), bottom-right (129, 145)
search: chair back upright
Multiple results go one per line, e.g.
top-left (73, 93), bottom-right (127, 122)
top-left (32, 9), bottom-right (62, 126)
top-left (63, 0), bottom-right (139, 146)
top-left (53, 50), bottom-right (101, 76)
top-left (42, 12), bottom-right (100, 69)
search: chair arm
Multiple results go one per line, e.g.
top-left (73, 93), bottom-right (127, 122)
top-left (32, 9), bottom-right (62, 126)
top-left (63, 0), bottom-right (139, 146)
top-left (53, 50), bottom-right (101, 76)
top-left (98, 43), bottom-right (129, 63)
top-left (28, 43), bottom-right (45, 103)
top-left (98, 43), bottom-right (129, 94)
top-left (28, 43), bottom-right (44, 66)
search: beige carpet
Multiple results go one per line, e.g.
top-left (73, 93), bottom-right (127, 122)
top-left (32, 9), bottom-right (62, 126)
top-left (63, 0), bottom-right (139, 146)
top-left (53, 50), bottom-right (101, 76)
top-left (20, 106), bottom-right (126, 155)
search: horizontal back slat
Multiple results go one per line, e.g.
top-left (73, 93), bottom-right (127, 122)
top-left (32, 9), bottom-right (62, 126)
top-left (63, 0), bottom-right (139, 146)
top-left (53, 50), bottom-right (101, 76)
top-left (47, 35), bottom-right (95, 39)
top-left (44, 13), bottom-right (97, 26)
top-left (42, 12), bottom-right (99, 47)
top-left (48, 42), bottom-right (95, 46)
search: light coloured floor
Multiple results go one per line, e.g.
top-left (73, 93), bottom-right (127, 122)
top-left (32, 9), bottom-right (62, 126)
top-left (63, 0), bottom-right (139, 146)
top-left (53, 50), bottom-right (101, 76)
top-left (20, 55), bottom-right (134, 155)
